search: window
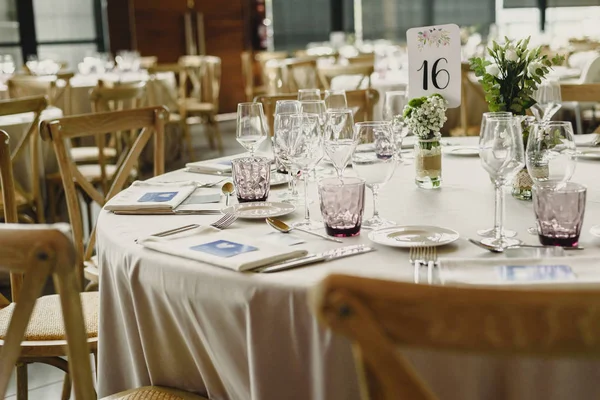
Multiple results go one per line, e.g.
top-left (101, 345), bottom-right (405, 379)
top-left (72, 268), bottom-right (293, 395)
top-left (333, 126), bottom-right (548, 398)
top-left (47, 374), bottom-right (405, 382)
top-left (0, 0), bottom-right (22, 65)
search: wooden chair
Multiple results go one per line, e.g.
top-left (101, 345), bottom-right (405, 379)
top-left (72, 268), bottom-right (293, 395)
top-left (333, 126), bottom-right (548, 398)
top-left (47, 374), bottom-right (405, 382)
top-left (255, 88), bottom-right (379, 136)
top-left (311, 274), bottom-right (600, 400)
top-left (241, 50), bottom-right (288, 101)
top-left (317, 63), bottom-right (374, 90)
top-left (178, 55), bottom-right (223, 159)
top-left (460, 62), bottom-right (487, 136)
top-left (8, 74), bottom-right (74, 115)
top-left (41, 107), bottom-right (167, 288)
top-left (560, 83), bottom-right (600, 133)
top-left (347, 53), bottom-right (376, 65)
top-left (0, 96), bottom-right (48, 223)
top-left (284, 58), bottom-right (322, 92)
top-left (139, 56), bottom-right (158, 69)
top-left (0, 129), bottom-right (98, 400)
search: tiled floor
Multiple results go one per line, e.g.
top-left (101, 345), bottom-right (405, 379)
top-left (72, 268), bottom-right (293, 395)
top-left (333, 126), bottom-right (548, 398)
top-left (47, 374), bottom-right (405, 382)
top-left (2, 119), bottom-right (243, 399)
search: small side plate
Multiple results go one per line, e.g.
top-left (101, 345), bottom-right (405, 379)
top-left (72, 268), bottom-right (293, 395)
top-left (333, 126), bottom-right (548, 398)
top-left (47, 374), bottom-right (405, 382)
top-left (222, 202), bottom-right (296, 219)
top-left (368, 225), bottom-right (460, 248)
top-left (444, 146), bottom-right (479, 157)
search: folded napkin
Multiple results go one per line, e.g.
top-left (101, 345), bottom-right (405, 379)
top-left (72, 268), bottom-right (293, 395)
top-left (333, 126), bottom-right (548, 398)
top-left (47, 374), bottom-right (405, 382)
top-left (104, 181), bottom-right (197, 213)
top-left (439, 256), bottom-right (600, 287)
top-left (186, 159), bottom-right (232, 174)
top-left (139, 226), bottom-right (308, 271)
top-left (575, 133), bottom-right (600, 148)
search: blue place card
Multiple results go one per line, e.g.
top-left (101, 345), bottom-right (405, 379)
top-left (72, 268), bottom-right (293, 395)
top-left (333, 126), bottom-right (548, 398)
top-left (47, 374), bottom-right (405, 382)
top-left (138, 191), bottom-right (178, 203)
top-left (190, 240), bottom-right (258, 258)
top-left (497, 264), bottom-right (576, 282)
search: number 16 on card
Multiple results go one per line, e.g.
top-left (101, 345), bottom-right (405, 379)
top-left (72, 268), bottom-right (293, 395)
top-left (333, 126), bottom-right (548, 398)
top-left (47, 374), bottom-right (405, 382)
top-left (406, 24), bottom-right (461, 108)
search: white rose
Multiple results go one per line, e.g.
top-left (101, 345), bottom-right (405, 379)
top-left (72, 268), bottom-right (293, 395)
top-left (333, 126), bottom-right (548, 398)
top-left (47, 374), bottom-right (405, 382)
top-left (505, 49), bottom-right (518, 62)
top-left (527, 61), bottom-right (543, 77)
top-left (485, 63), bottom-right (500, 77)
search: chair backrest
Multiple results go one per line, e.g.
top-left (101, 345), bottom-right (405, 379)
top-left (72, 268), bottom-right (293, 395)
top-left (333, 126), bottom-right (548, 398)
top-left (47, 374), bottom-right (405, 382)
top-left (312, 274), bottom-right (600, 400)
top-left (178, 55), bottom-right (221, 113)
top-left (0, 223), bottom-right (95, 400)
top-left (0, 96), bottom-right (48, 219)
top-left (0, 129), bottom-right (17, 305)
top-left (40, 107), bottom-right (168, 282)
top-left (460, 62), bottom-right (487, 135)
top-left (347, 53), bottom-right (376, 65)
top-left (139, 56), bottom-right (158, 69)
top-left (8, 74), bottom-right (73, 113)
top-left (148, 64), bottom-right (182, 112)
top-left (560, 83), bottom-right (600, 102)
top-left (90, 81), bottom-right (147, 113)
top-left (241, 51), bottom-right (289, 100)
top-left (254, 88), bottom-right (379, 135)
top-left (284, 58), bottom-right (322, 92)
top-left (578, 55), bottom-right (600, 83)
top-left (317, 63), bottom-right (374, 90)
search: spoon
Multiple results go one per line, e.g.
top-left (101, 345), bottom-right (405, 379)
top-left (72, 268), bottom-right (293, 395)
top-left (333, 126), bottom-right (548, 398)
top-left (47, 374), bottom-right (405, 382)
top-left (468, 238), bottom-right (584, 253)
top-left (221, 182), bottom-right (235, 206)
top-left (266, 217), bottom-right (343, 243)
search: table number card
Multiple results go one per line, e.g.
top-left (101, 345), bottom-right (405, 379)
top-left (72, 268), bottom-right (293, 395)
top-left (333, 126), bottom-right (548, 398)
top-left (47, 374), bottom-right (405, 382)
top-left (406, 24), bottom-right (461, 108)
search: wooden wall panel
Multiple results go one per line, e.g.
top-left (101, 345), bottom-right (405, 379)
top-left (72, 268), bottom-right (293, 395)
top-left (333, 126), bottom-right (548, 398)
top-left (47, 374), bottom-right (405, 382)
top-left (106, 0), bottom-right (134, 52)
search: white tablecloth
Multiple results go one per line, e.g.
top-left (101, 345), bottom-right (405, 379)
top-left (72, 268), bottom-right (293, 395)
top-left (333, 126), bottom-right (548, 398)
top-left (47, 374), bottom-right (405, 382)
top-left (97, 136), bottom-right (600, 399)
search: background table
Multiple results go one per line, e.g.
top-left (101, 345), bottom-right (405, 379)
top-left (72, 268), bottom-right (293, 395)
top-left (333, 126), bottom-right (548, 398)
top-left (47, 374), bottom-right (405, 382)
top-left (96, 137), bottom-right (600, 400)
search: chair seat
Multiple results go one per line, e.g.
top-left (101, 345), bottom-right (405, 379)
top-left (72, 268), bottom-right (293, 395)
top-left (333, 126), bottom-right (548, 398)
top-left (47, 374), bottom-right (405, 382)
top-left (103, 386), bottom-right (209, 400)
top-left (70, 146), bottom-right (118, 163)
top-left (0, 292), bottom-right (98, 341)
top-left (179, 99), bottom-right (216, 113)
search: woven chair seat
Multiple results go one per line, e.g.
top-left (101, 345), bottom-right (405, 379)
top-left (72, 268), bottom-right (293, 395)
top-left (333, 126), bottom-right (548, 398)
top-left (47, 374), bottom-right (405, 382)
top-left (0, 292), bottom-right (98, 341)
top-left (107, 386), bottom-right (208, 400)
top-left (70, 146), bottom-right (118, 163)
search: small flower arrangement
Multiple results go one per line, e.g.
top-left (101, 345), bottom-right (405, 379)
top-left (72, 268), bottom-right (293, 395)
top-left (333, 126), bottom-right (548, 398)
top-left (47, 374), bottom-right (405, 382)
top-left (469, 37), bottom-right (564, 115)
top-left (403, 94), bottom-right (448, 140)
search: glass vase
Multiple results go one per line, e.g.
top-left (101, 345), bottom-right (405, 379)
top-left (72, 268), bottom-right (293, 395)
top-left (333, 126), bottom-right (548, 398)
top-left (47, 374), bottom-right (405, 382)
top-left (415, 134), bottom-right (442, 189)
top-left (511, 115), bottom-right (536, 201)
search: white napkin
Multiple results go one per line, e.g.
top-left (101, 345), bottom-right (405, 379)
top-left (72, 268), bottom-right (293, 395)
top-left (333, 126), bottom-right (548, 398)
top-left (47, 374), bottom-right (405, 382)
top-left (439, 256), bottom-right (600, 287)
top-left (186, 159), bottom-right (232, 174)
top-left (104, 181), bottom-right (196, 212)
top-left (139, 226), bottom-right (308, 271)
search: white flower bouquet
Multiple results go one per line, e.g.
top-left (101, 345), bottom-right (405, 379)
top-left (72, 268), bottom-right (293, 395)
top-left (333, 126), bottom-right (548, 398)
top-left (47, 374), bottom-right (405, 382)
top-left (403, 94), bottom-right (448, 141)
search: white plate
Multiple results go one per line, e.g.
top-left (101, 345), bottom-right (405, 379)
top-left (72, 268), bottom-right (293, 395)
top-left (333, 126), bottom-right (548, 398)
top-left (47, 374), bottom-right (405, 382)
top-left (368, 225), bottom-right (460, 248)
top-left (222, 202), bottom-right (296, 219)
top-left (577, 150), bottom-right (600, 160)
top-left (444, 146), bottom-right (479, 157)
top-left (271, 173), bottom-right (291, 186)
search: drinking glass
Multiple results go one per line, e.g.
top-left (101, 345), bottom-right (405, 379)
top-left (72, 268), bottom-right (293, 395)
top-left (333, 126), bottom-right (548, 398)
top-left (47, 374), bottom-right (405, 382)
top-left (351, 121), bottom-right (397, 229)
top-left (476, 111), bottom-right (517, 238)
top-left (383, 90), bottom-right (410, 161)
top-left (533, 182), bottom-right (586, 248)
top-left (479, 116), bottom-right (525, 248)
top-left (231, 157), bottom-right (271, 202)
top-left (526, 121), bottom-right (577, 185)
top-left (299, 100), bottom-right (327, 121)
top-left (274, 111), bottom-right (301, 203)
top-left (288, 113), bottom-right (325, 230)
top-left (236, 102), bottom-right (268, 157)
top-left (324, 90), bottom-right (348, 109)
top-left (298, 89), bottom-right (321, 101)
top-left (531, 78), bottom-right (562, 123)
top-left (324, 109), bottom-right (358, 178)
top-left (275, 100), bottom-right (300, 114)
top-left (318, 177), bottom-right (366, 237)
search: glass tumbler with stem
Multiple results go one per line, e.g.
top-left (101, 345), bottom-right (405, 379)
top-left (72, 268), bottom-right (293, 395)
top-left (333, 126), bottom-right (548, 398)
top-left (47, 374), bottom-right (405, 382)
top-left (531, 78), bottom-right (562, 123)
top-left (300, 100), bottom-right (328, 180)
top-left (324, 90), bottom-right (348, 109)
top-left (274, 100), bottom-right (301, 202)
top-left (479, 116), bottom-right (526, 248)
top-left (236, 102), bottom-right (268, 157)
top-left (298, 89), bottom-right (321, 101)
top-left (477, 111), bottom-right (517, 238)
top-left (383, 90), bottom-right (410, 162)
top-left (351, 121), bottom-right (398, 229)
top-left (324, 109), bottom-right (358, 179)
top-left (288, 113), bottom-right (325, 230)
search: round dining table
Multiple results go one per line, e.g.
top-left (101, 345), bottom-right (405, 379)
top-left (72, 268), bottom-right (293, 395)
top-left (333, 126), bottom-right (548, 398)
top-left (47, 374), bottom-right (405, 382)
top-left (96, 136), bottom-right (600, 400)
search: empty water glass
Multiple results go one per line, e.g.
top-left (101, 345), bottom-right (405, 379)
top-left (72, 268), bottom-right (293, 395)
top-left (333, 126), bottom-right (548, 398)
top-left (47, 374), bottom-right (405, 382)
top-left (324, 109), bottom-right (357, 178)
top-left (236, 102), bottom-right (268, 157)
top-left (298, 89), bottom-right (321, 101)
top-left (232, 157), bottom-right (271, 202)
top-left (531, 78), bottom-right (562, 123)
top-left (324, 90), bottom-right (348, 109)
top-left (318, 177), bottom-right (366, 237)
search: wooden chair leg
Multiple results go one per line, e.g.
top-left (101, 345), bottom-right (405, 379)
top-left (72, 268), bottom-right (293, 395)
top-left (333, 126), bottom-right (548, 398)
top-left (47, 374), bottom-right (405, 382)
top-left (61, 373), bottom-right (71, 400)
top-left (210, 115), bottom-right (223, 154)
top-left (16, 362), bottom-right (28, 400)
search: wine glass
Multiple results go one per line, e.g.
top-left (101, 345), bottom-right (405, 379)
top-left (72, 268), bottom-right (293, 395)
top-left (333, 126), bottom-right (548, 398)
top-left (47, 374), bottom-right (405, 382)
top-left (531, 78), bottom-right (562, 123)
top-left (274, 112), bottom-right (301, 204)
top-left (288, 113), bottom-right (325, 230)
top-left (275, 100), bottom-right (300, 114)
top-left (324, 90), bottom-right (348, 109)
top-left (383, 90), bottom-right (410, 161)
top-left (476, 111), bottom-right (517, 238)
top-left (236, 102), bottom-right (268, 157)
top-left (526, 121), bottom-right (577, 185)
top-left (479, 116), bottom-right (525, 248)
top-left (324, 109), bottom-right (358, 178)
top-left (298, 89), bottom-right (321, 101)
top-left (351, 121), bottom-right (397, 229)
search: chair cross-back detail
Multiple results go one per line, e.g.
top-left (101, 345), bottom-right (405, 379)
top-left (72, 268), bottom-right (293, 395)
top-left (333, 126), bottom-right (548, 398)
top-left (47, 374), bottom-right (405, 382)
top-left (317, 63), bottom-right (374, 90)
top-left (178, 55), bottom-right (223, 158)
top-left (284, 58), bottom-right (322, 93)
top-left (41, 106), bottom-right (168, 287)
top-left (312, 274), bottom-right (600, 400)
top-left (8, 74), bottom-right (74, 114)
top-left (0, 96), bottom-right (48, 223)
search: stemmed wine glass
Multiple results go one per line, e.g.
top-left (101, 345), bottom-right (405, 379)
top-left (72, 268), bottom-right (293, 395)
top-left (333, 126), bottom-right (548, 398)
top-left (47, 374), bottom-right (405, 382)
top-left (351, 121), bottom-right (397, 229)
top-left (288, 113), bottom-right (325, 230)
top-left (324, 109), bottom-right (358, 178)
top-left (525, 121), bottom-right (577, 234)
top-left (477, 111), bottom-right (518, 238)
top-left (531, 78), bottom-right (562, 123)
top-left (298, 89), bottom-right (321, 101)
top-left (236, 102), bottom-right (267, 157)
top-left (273, 100), bottom-right (301, 203)
top-left (324, 90), bottom-right (348, 109)
top-left (479, 116), bottom-right (525, 248)
top-left (383, 90), bottom-right (410, 162)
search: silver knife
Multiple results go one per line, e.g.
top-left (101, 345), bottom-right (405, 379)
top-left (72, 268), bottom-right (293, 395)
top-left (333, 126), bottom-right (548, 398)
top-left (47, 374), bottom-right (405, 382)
top-left (256, 244), bottom-right (375, 273)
